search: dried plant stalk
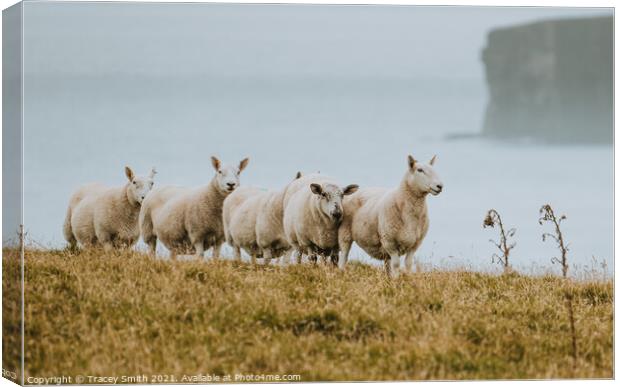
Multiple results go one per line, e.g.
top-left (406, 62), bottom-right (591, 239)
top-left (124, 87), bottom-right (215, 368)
top-left (539, 204), bottom-right (577, 369)
top-left (483, 209), bottom-right (516, 272)
top-left (539, 204), bottom-right (569, 278)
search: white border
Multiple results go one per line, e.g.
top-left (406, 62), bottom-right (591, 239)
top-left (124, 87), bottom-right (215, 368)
top-left (0, 0), bottom-right (617, 7)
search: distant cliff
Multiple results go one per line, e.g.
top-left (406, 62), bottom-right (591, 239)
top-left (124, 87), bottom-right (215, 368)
top-left (482, 16), bottom-right (612, 143)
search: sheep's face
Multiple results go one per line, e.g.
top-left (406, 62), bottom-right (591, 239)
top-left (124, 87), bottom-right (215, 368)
top-left (310, 183), bottom-right (359, 222)
top-left (212, 156), bottom-right (250, 194)
top-left (406, 155), bottom-right (443, 196)
top-left (125, 166), bottom-right (156, 205)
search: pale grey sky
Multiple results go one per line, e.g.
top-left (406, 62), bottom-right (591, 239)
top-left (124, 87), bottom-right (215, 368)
top-left (23, 2), bottom-right (612, 79)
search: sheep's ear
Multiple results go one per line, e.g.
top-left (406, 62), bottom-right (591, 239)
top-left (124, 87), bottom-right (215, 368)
top-left (310, 183), bottom-right (323, 195)
top-left (238, 157), bottom-right (249, 172)
top-left (149, 167), bottom-right (157, 179)
top-left (429, 155), bottom-right (437, 166)
top-left (408, 155), bottom-right (416, 170)
top-left (125, 166), bottom-right (134, 181)
top-left (343, 184), bottom-right (359, 196)
top-left (211, 156), bottom-right (221, 171)
top-left (295, 171), bottom-right (302, 179)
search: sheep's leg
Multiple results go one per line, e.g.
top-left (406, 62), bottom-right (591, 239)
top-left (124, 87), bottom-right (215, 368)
top-left (338, 242), bottom-right (352, 270)
top-left (67, 241), bottom-right (80, 253)
top-left (383, 259), bottom-right (390, 275)
top-left (96, 229), bottom-right (114, 252)
top-left (99, 233), bottom-right (114, 252)
top-left (122, 239), bottom-right (134, 251)
top-left (263, 249), bottom-right (273, 265)
top-left (280, 250), bottom-right (291, 266)
top-left (146, 238), bottom-right (157, 257)
top-left (337, 222), bottom-right (353, 270)
top-left (405, 251), bottom-right (415, 273)
top-left (212, 243), bottom-right (222, 260)
top-left (170, 250), bottom-right (178, 261)
top-left (329, 253), bottom-right (338, 267)
top-left (194, 241), bottom-right (205, 260)
top-left (102, 241), bottom-right (114, 252)
top-left (233, 245), bottom-right (242, 261)
top-left (294, 250), bottom-right (303, 264)
top-left (251, 254), bottom-right (257, 265)
top-left (389, 253), bottom-right (401, 278)
top-left (309, 254), bottom-right (318, 264)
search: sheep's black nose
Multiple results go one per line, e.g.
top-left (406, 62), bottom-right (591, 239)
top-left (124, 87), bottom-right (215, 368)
top-left (227, 183), bottom-right (236, 189)
top-left (332, 211), bottom-right (342, 220)
top-left (436, 184), bottom-right (443, 191)
top-left (141, 196), bottom-right (145, 200)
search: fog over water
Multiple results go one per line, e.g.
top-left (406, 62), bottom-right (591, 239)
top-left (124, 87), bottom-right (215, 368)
top-left (20, 3), bottom-right (613, 276)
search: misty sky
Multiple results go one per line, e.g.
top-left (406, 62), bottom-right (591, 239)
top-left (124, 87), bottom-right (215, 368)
top-left (23, 2), bottom-right (612, 80)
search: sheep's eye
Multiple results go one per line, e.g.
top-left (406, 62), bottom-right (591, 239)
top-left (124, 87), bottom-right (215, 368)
top-left (133, 181), bottom-right (137, 185)
top-left (218, 170), bottom-right (222, 175)
top-left (417, 168), bottom-right (424, 173)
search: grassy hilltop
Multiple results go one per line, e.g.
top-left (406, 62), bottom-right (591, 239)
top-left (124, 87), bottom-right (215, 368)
top-left (3, 249), bottom-right (613, 381)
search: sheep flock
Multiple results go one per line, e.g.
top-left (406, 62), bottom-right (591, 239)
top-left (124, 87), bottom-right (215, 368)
top-left (64, 155), bottom-right (443, 277)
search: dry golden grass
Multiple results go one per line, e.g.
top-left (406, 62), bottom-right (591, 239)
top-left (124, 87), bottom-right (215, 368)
top-left (3, 248), bottom-right (613, 381)
top-left (2, 248), bottom-right (21, 384)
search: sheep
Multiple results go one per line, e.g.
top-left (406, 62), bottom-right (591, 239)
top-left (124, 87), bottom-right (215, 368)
top-left (63, 166), bottom-right (157, 250)
top-left (139, 156), bottom-right (249, 260)
top-left (222, 186), bottom-right (264, 263)
top-left (337, 154), bottom-right (443, 277)
top-left (255, 172), bottom-right (303, 263)
top-left (223, 172), bottom-right (303, 264)
top-left (282, 174), bottom-right (358, 265)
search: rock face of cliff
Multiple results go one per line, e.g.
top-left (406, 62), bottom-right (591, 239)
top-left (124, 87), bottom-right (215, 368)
top-left (482, 16), bottom-right (612, 143)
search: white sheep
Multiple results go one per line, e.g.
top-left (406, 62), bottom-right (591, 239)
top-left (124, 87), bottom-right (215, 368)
top-left (223, 186), bottom-right (264, 263)
top-left (139, 156), bottom-right (249, 260)
top-left (255, 172), bottom-right (303, 263)
top-left (223, 172), bottom-right (302, 264)
top-left (283, 174), bottom-right (358, 265)
top-left (63, 166), bottom-right (156, 250)
top-left (338, 154), bottom-right (443, 277)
